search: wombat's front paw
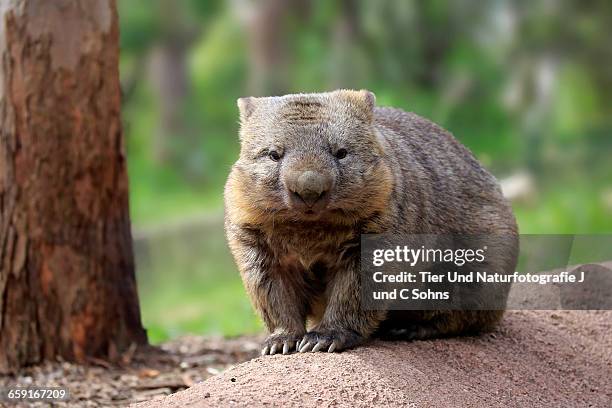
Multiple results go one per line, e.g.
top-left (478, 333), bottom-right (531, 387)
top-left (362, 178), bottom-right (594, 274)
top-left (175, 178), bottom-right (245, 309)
top-left (261, 332), bottom-right (304, 356)
top-left (297, 329), bottom-right (363, 353)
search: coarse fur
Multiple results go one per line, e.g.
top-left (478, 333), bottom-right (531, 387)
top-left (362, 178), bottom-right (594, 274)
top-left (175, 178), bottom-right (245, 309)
top-left (224, 90), bottom-right (518, 355)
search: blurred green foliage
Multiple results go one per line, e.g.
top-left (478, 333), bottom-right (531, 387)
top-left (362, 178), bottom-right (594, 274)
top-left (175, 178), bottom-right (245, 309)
top-left (119, 0), bottom-right (612, 343)
top-left (134, 220), bottom-right (262, 342)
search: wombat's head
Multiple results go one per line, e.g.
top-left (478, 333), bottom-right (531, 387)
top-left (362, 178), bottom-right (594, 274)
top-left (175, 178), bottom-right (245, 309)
top-left (226, 90), bottom-right (393, 225)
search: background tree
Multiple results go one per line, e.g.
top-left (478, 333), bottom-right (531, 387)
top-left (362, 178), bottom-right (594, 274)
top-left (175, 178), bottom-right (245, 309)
top-left (0, 0), bottom-right (147, 373)
top-left (232, 0), bottom-right (311, 96)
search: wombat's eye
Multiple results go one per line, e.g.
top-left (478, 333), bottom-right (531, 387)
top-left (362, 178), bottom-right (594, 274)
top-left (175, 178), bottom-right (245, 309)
top-left (268, 150), bottom-right (281, 162)
top-left (335, 148), bottom-right (348, 160)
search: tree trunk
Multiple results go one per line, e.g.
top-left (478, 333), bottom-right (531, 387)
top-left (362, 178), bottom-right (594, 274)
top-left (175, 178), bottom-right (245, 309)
top-left (237, 0), bottom-right (292, 95)
top-left (330, 0), bottom-right (363, 88)
top-left (0, 0), bottom-right (147, 373)
top-left (149, 41), bottom-right (189, 164)
top-left (148, 0), bottom-right (193, 166)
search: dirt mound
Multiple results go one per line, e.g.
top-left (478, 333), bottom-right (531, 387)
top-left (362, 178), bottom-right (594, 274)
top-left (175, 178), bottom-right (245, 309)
top-left (134, 310), bottom-right (612, 407)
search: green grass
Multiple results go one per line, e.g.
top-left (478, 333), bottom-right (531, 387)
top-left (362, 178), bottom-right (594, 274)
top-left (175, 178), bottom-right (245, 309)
top-left (513, 183), bottom-right (612, 234)
top-left (134, 218), bottom-right (263, 343)
top-left (141, 277), bottom-right (261, 343)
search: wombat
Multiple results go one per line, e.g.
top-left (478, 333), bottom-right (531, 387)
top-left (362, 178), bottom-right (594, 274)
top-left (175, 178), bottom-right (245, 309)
top-left (224, 90), bottom-right (518, 355)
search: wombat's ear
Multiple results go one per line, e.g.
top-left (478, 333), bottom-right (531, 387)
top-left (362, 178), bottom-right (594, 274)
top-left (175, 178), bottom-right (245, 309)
top-left (359, 89), bottom-right (376, 114)
top-left (338, 89), bottom-right (376, 121)
top-left (353, 90), bottom-right (376, 122)
top-left (237, 97), bottom-right (256, 122)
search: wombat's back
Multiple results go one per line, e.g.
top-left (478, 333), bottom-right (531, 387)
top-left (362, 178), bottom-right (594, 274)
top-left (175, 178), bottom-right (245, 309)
top-left (373, 106), bottom-right (517, 236)
top-left (373, 107), bottom-right (518, 336)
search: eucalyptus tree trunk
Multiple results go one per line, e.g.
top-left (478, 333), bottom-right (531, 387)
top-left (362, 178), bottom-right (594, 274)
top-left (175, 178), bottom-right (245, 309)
top-left (0, 0), bottom-right (147, 373)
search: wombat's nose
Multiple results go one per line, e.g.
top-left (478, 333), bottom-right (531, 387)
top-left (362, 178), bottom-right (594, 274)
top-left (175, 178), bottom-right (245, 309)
top-left (288, 170), bottom-right (331, 208)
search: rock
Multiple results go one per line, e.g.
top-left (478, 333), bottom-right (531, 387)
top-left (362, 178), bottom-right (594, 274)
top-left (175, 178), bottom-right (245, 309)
top-left (134, 310), bottom-right (612, 407)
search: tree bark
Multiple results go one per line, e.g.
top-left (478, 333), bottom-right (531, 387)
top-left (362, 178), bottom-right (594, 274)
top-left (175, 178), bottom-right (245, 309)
top-left (0, 0), bottom-right (147, 373)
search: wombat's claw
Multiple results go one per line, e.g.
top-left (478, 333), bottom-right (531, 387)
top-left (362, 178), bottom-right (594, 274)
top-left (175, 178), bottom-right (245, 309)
top-left (299, 341), bottom-right (313, 353)
top-left (297, 338), bottom-right (309, 351)
top-left (309, 341), bottom-right (337, 352)
top-left (308, 341), bottom-right (334, 352)
top-left (262, 334), bottom-right (302, 356)
top-left (298, 332), bottom-right (339, 353)
top-left (299, 329), bottom-right (363, 353)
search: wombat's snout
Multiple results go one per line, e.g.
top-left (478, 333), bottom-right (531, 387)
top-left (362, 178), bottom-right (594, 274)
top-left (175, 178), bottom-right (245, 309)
top-left (285, 170), bottom-right (332, 212)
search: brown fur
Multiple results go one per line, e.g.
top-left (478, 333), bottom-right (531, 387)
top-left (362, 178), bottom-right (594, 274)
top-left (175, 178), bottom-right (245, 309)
top-left (225, 90), bottom-right (518, 355)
